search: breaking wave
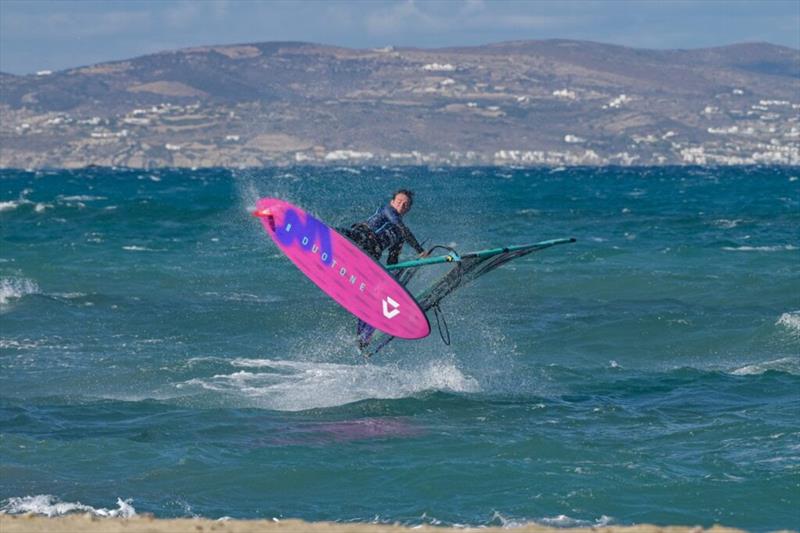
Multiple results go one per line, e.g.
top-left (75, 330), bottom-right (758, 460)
top-left (776, 311), bottom-right (800, 338)
top-left (730, 357), bottom-right (800, 376)
top-left (0, 495), bottom-right (136, 518)
top-left (722, 245), bottom-right (798, 252)
top-left (178, 357), bottom-right (480, 411)
top-left (0, 277), bottom-right (40, 306)
top-left (491, 511), bottom-right (614, 529)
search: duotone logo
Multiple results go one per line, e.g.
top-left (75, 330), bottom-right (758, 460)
top-left (382, 296), bottom-right (400, 319)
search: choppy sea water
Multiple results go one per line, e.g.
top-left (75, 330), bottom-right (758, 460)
top-left (0, 166), bottom-right (798, 531)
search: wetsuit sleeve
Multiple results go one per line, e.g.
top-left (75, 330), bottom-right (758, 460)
top-left (398, 223), bottom-right (425, 255)
top-left (387, 224), bottom-right (423, 265)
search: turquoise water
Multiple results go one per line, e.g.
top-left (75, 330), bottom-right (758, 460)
top-left (0, 166), bottom-right (798, 530)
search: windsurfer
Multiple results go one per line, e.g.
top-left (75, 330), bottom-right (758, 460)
top-left (339, 189), bottom-right (428, 348)
top-left (340, 189), bottom-right (427, 265)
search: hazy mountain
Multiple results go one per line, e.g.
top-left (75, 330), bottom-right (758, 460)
top-left (1, 40), bottom-right (797, 168)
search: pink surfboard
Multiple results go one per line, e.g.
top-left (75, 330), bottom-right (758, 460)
top-left (253, 198), bottom-right (430, 340)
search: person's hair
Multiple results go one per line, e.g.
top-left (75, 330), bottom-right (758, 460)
top-left (392, 189), bottom-right (415, 207)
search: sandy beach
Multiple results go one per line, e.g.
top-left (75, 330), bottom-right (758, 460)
top-left (0, 516), bottom-right (761, 533)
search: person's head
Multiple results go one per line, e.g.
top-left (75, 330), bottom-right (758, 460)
top-left (390, 189), bottom-right (414, 215)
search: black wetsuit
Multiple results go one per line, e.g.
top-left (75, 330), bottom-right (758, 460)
top-left (341, 204), bottom-right (424, 264)
top-left (341, 203), bottom-right (425, 349)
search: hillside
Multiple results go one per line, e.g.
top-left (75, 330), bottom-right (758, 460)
top-left (1, 40), bottom-right (797, 167)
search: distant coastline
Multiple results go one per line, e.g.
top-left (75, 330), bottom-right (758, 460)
top-left (0, 162), bottom-right (795, 175)
top-left (1, 40), bottom-right (797, 169)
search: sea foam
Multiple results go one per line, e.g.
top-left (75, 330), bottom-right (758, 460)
top-left (731, 357), bottom-right (800, 376)
top-left (722, 245), bottom-right (798, 252)
top-left (776, 311), bottom-right (800, 337)
top-left (180, 357), bottom-right (480, 411)
top-left (491, 511), bottom-right (613, 529)
top-left (57, 195), bottom-right (107, 202)
top-left (122, 245), bottom-right (164, 252)
top-left (0, 495), bottom-right (135, 518)
top-left (0, 200), bottom-right (21, 212)
top-left (0, 277), bottom-right (40, 305)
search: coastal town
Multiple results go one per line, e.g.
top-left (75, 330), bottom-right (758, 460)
top-left (1, 41), bottom-right (797, 168)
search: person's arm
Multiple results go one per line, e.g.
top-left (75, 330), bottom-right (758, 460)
top-left (398, 223), bottom-right (425, 255)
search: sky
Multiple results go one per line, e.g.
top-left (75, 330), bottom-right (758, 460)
top-left (1, 0), bottom-right (798, 74)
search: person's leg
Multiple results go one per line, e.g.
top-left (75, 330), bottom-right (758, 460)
top-left (357, 321), bottom-right (376, 350)
top-left (338, 225), bottom-right (382, 350)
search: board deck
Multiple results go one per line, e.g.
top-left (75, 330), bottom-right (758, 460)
top-left (254, 198), bottom-right (430, 340)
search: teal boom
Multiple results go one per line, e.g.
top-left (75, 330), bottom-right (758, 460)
top-left (386, 238), bottom-right (576, 271)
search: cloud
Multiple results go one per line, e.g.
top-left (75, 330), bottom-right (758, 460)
top-left (461, 0), bottom-right (486, 16)
top-left (164, 1), bottom-right (205, 30)
top-left (93, 9), bottom-right (153, 35)
top-left (365, 0), bottom-right (445, 35)
top-left (473, 13), bottom-right (579, 31)
top-left (362, 0), bottom-right (587, 40)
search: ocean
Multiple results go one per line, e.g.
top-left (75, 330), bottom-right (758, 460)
top-left (0, 166), bottom-right (797, 530)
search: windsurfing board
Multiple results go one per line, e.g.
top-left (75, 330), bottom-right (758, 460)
top-left (253, 197), bottom-right (430, 340)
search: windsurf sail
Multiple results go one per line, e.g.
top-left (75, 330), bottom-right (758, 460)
top-left (360, 238), bottom-right (576, 358)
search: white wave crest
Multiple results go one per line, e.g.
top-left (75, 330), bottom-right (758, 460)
top-left (492, 511), bottom-right (613, 528)
top-left (180, 358), bottom-right (480, 411)
top-left (0, 200), bottom-right (50, 213)
top-left (334, 167), bottom-right (362, 175)
top-left (712, 219), bottom-right (743, 229)
top-left (0, 338), bottom-right (42, 349)
top-left (122, 245), bottom-right (163, 252)
top-left (0, 277), bottom-right (40, 305)
top-left (57, 195), bottom-right (107, 202)
top-left (0, 199), bottom-right (35, 212)
top-left (731, 357), bottom-right (800, 376)
top-left (51, 292), bottom-right (88, 299)
top-left (539, 514), bottom-right (613, 528)
top-left (0, 200), bottom-right (21, 212)
top-left (722, 245), bottom-right (798, 252)
top-left (0, 495), bottom-right (136, 518)
top-left (0, 189), bottom-right (34, 212)
top-left (776, 311), bottom-right (800, 337)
